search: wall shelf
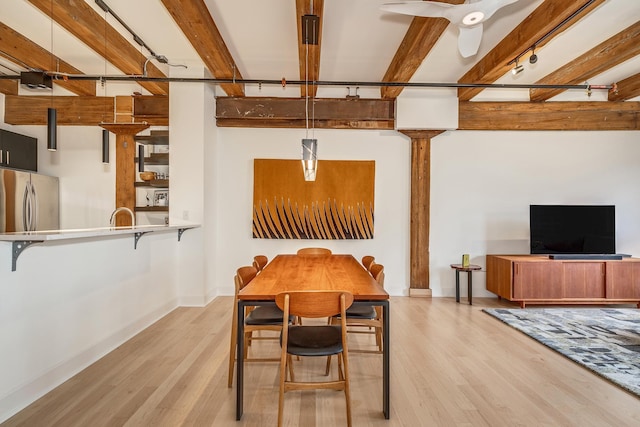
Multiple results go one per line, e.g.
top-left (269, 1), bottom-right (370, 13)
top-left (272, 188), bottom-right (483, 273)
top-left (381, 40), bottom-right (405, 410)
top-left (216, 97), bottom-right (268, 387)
top-left (135, 206), bottom-right (169, 212)
top-left (136, 153), bottom-right (168, 165)
top-left (135, 179), bottom-right (169, 188)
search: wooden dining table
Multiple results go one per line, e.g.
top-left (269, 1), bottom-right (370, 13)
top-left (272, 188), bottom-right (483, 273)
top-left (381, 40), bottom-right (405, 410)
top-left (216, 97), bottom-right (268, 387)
top-left (235, 254), bottom-right (390, 420)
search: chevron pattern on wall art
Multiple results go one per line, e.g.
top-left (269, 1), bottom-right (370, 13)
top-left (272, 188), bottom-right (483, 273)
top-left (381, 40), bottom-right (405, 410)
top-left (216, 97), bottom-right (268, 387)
top-left (253, 159), bottom-right (375, 239)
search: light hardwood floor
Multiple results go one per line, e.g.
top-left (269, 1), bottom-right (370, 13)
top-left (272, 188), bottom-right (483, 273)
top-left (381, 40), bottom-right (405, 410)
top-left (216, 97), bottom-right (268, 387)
top-left (3, 297), bottom-right (639, 426)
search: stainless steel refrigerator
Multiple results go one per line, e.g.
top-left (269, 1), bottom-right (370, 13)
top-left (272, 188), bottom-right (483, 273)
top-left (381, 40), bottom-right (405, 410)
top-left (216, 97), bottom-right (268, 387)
top-left (0, 167), bottom-right (59, 232)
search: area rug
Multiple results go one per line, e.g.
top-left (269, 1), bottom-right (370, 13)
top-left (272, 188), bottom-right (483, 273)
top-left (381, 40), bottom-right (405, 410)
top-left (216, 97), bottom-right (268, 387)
top-left (483, 308), bottom-right (640, 398)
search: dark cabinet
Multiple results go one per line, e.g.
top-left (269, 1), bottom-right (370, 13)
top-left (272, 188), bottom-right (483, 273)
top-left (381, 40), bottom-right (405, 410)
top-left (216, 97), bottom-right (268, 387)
top-left (0, 129), bottom-right (38, 171)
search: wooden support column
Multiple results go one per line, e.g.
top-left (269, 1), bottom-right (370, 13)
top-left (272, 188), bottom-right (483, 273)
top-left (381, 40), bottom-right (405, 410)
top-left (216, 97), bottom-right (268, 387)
top-left (401, 130), bottom-right (444, 297)
top-left (101, 123), bottom-right (150, 227)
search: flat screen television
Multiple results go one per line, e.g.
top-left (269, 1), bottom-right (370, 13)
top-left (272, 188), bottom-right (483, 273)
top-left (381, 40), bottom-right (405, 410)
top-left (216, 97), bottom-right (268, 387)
top-left (530, 205), bottom-right (615, 254)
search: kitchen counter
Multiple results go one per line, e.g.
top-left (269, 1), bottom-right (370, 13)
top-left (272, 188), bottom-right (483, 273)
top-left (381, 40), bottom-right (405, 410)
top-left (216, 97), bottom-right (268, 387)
top-left (0, 223), bottom-right (200, 271)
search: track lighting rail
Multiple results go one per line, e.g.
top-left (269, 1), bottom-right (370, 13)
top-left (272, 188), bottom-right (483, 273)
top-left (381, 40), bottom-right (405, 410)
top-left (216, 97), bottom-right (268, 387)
top-left (0, 73), bottom-right (612, 92)
top-left (507, 0), bottom-right (598, 67)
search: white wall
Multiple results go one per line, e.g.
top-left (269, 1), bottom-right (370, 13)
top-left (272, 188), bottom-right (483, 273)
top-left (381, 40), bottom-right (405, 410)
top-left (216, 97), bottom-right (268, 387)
top-left (167, 68), bottom-right (210, 306)
top-left (430, 130), bottom-right (640, 297)
top-left (213, 127), bottom-right (412, 296)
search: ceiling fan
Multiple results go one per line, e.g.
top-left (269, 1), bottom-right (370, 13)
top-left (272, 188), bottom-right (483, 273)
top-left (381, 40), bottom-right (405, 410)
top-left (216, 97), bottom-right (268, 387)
top-left (381, 0), bottom-right (521, 58)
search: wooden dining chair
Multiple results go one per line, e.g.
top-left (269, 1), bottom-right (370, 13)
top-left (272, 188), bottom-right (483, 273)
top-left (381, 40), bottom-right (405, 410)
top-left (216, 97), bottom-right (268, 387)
top-left (252, 255), bottom-right (268, 272)
top-left (361, 255), bottom-right (375, 272)
top-left (276, 290), bottom-right (354, 427)
top-left (228, 265), bottom-right (290, 388)
top-left (296, 247), bottom-right (332, 256)
top-left (330, 263), bottom-right (385, 354)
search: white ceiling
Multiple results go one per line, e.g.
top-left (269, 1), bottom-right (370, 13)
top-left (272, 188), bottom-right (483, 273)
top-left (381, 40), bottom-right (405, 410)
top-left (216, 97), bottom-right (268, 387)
top-left (0, 0), bottom-right (639, 101)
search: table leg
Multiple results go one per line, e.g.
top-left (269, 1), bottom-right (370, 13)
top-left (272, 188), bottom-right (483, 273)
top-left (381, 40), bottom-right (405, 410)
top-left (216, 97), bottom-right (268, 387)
top-left (236, 301), bottom-right (245, 420)
top-left (382, 300), bottom-right (390, 419)
top-left (467, 271), bottom-right (473, 305)
top-left (455, 270), bottom-right (460, 303)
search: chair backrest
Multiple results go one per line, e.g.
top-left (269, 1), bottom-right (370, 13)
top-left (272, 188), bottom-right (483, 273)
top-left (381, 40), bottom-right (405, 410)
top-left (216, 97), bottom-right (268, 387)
top-left (361, 255), bottom-right (375, 271)
top-left (235, 265), bottom-right (258, 294)
top-left (275, 290), bottom-right (354, 318)
top-left (253, 255), bottom-right (268, 272)
top-left (369, 263), bottom-right (385, 287)
top-left (296, 247), bottom-right (332, 257)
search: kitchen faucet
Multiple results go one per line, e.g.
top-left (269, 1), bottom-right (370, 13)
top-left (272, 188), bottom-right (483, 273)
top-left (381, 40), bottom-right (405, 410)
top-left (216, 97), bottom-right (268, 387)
top-left (109, 207), bottom-right (136, 227)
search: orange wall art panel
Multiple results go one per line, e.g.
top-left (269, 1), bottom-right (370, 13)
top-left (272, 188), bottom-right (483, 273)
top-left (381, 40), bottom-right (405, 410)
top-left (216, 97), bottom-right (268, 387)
top-left (253, 159), bottom-right (375, 239)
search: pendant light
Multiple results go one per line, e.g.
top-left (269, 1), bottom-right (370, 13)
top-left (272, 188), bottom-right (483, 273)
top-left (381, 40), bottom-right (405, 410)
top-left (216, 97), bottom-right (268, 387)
top-left (47, 107), bottom-right (57, 151)
top-left (301, 138), bottom-right (317, 181)
top-left (102, 129), bottom-right (109, 163)
top-left (301, 11), bottom-right (318, 181)
top-left (138, 144), bottom-right (145, 172)
top-left (47, 0), bottom-right (57, 151)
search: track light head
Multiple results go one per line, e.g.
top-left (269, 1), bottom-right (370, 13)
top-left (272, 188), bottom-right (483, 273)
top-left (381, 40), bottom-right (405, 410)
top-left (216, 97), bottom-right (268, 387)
top-left (529, 52), bottom-right (538, 64)
top-left (512, 63), bottom-right (524, 75)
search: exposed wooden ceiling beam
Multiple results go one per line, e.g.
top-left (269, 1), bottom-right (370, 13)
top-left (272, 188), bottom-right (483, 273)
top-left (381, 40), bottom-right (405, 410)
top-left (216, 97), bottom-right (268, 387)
top-left (457, 0), bottom-right (605, 101)
top-left (4, 95), bottom-right (115, 125)
top-left (459, 101), bottom-right (640, 130)
top-left (216, 97), bottom-right (394, 129)
top-left (4, 95), bottom-right (168, 126)
top-left (531, 21), bottom-right (640, 102)
top-left (160, 0), bottom-right (244, 97)
top-left (296, 0), bottom-right (323, 98)
top-left (381, 0), bottom-right (464, 100)
top-left (609, 72), bottom-right (640, 102)
top-left (26, 0), bottom-right (168, 96)
top-left (0, 79), bottom-right (18, 95)
top-left (0, 21), bottom-right (95, 96)
top-left (216, 98), bottom-right (639, 131)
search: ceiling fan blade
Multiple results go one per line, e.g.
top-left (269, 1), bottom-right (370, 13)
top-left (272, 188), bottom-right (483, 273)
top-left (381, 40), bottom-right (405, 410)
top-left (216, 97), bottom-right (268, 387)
top-left (457, 24), bottom-right (483, 58)
top-left (380, 1), bottom-right (455, 20)
top-left (473, 0), bottom-right (521, 23)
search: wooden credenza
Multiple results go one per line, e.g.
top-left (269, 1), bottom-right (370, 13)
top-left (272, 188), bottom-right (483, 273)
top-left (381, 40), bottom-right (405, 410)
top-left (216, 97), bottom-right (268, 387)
top-left (486, 255), bottom-right (640, 308)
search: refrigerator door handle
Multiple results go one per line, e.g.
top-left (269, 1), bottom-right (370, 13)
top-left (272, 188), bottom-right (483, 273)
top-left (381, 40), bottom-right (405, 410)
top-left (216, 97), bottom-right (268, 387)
top-left (22, 181), bottom-right (31, 231)
top-left (30, 182), bottom-right (38, 231)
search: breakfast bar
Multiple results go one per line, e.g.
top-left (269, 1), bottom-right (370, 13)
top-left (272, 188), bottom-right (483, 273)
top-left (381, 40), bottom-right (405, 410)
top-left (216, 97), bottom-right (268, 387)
top-left (0, 224), bottom-right (199, 271)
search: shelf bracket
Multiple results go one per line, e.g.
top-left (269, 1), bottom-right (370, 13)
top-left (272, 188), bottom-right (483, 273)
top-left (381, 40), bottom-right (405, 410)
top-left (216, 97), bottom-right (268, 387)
top-left (134, 232), bottom-right (149, 249)
top-left (178, 228), bottom-right (189, 242)
top-left (12, 241), bottom-right (42, 272)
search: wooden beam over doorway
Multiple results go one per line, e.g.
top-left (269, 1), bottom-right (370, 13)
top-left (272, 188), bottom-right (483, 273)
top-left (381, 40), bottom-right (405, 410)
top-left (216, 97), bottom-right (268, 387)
top-left (216, 97), bottom-right (395, 129)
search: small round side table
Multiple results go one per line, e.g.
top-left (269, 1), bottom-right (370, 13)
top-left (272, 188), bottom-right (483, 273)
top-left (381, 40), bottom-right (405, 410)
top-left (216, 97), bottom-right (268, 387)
top-left (450, 264), bottom-right (482, 305)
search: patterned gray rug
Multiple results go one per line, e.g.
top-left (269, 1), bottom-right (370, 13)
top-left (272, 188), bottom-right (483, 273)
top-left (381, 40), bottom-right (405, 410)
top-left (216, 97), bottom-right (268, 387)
top-left (483, 308), bottom-right (640, 398)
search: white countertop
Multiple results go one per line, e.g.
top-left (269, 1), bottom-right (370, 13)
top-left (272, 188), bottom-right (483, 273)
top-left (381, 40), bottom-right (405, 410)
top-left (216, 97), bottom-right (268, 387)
top-left (0, 223), bottom-right (200, 242)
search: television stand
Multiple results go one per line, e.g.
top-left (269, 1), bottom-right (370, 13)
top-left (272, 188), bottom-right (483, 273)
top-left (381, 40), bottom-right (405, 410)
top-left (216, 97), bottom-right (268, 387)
top-left (486, 255), bottom-right (640, 308)
top-left (548, 254), bottom-right (623, 260)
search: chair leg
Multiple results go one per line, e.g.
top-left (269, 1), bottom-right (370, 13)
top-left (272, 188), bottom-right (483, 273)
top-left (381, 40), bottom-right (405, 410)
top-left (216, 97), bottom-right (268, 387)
top-left (342, 351), bottom-right (352, 427)
top-left (325, 355), bottom-right (332, 375)
top-left (287, 354), bottom-right (295, 382)
top-left (227, 300), bottom-right (238, 388)
top-left (337, 353), bottom-right (344, 381)
top-left (244, 331), bottom-right (251, 359)
top-left (375, 326), bottom-right (383, 352)
top-left (278, 351), bottom-right (288, 427)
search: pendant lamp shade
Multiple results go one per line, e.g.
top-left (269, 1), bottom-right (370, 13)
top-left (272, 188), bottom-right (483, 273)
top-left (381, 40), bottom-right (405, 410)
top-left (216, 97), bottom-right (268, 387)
top-left (138, 144), bottom-right (145, 172)
top-left (102, 129), bottom-right (109, 163)
top-left (301, 138), bottom-right (317, 181)
top-left (47, 108), bottom-right (57, 151)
